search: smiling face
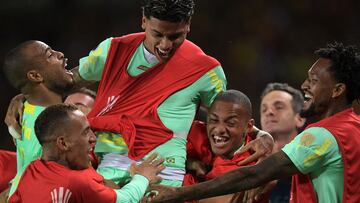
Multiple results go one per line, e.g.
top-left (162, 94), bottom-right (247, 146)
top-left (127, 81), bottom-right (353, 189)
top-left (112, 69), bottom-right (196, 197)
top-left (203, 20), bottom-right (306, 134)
top-left (63, 110), bottom-right (96, 170)
top-left (261, 90), bottom-right (302, 135)
top-left (142, 16), bottom-right (190, 63)
top-left (25, 41), bottom-right (74, 94)
top-left (301, 58), bottom-right (337, 118)
top-left (207, 101), bottom-right (254, 159)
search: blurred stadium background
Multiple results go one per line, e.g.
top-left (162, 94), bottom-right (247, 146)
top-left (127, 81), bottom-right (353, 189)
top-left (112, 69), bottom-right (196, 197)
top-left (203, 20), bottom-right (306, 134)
top-left (1, 0), bottom-right (359, 150)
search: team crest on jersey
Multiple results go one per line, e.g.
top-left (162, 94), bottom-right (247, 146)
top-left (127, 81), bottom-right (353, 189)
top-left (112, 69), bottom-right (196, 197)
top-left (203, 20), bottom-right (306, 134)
top-left (97, 95), bottom-right (120, 116)
top-left (51, 187), bottom-right (72, 203)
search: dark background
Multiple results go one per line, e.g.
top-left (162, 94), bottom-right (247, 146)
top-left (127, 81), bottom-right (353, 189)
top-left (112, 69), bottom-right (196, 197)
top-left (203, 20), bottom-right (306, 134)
top-left (1, 0), bottom-right (359, 150)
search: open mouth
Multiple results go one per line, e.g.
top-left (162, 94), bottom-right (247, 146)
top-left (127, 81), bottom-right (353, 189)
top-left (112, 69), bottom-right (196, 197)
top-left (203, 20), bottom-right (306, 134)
top-left (156, 48), bottom-right (171, 59)
top-left (63, 58), bottom-right (73, 76)
top-left (211, 135), bottom-right (230, 148)
top-left (87, 147), bottom-right (94, 159)
top-left (304, 93), bottom-right (313, 104)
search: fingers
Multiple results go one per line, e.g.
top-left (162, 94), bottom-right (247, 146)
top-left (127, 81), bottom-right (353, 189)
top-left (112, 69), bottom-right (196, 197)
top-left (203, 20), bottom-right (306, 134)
top-left (150, 175), bottom-right (163, 184)
top-left (238, 151), bottom-right (264, 166)
top-left (144, 153), bottom-right (159, 164)
top-left (129, 162), bottom-right (137, 176)
top-left (235, 143), bottom-right (251, 155)
top-left (151, 157), bottom-right (165, 167)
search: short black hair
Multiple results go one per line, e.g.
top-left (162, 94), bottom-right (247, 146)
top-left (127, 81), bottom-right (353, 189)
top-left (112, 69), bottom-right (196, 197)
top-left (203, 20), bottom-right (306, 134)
top-left (315, 42), bottom-right (360, 103)
top-left (3, 40), bottom-right (37, 90)
top-left (261, 83), bottom-right (304, 113)
top-left (212, 89), bottom-right (252, 117)
top-left (142, 0), bottom-right (195, 23)
top-left (35, 104), bottom-right (78, 145)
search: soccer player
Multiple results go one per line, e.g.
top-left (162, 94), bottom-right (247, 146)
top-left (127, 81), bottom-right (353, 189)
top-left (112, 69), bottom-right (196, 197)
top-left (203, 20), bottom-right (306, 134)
top-left (8, 104), bottom-right (164, 203)
top-left (2, 40), bottom-right (74, 196)
top-left (5, 0), bottom-right (273, 189)
top-left (185, 90), bottom-right (269, 203)
top-left (72, 0), bottom-right (227, 187)
top-left (150, 42), bottom-right (360, 203)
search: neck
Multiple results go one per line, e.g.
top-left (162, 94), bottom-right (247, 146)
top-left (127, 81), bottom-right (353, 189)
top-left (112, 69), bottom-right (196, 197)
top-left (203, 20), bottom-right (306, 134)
top-left (319, 99), bottom-right (350, 120)
top-left (22, 85), bottom-right (63, 107)
top-left (272, 131), bottom-right (297, 152)
top-left (41, 145), bottom-right (69, 168)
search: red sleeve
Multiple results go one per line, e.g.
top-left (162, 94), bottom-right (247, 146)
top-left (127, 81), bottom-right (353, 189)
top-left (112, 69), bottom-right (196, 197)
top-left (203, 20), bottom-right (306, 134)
top-left (70, 168), bottom-right (117, 203)
top-left (186, 121), bottom-right (213, 164)
top-left (0, 150), bottom-right (16, 192)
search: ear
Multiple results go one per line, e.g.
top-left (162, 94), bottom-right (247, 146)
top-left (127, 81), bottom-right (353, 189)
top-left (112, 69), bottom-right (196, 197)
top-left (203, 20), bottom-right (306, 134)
top-left (332, 83), bottom-right (346, 98)
top-left (27, 70), bottom-right (43, 83)
top-left (56, 136), bottom-right (69, 151)
top-left (294, 113), bottom-right (306, 129)
top-left (186, 20), bottom-right (191, 33)
top-left (141, 16), bottom-right (147, 30)
top-left (247, 119), bottom-right (255, 131)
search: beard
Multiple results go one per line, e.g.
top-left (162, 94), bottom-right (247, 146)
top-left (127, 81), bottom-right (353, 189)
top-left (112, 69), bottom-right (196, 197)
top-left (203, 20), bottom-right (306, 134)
top-left (300, 103), bottom-right (316, 118)
top-left (49, 79), bottom-right (74, 96)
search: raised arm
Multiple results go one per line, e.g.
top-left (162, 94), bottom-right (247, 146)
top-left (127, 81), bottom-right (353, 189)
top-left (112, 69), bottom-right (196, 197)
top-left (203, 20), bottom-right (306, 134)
top-left (70, 66), bottom-right (97, 91)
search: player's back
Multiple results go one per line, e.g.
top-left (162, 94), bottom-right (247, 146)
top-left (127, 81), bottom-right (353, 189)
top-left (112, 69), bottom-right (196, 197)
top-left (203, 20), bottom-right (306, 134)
top-left (8, 159), bottom-right (116, 203)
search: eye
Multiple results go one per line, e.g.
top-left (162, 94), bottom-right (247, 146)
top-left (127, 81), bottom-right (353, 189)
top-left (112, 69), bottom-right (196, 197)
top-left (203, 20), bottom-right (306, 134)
top-left (261, 107), bottom-right (267, 113)
top-left (168, 34), bottom-right (182, 41)
top-left (310, 77), bottom-right (318, 84)
top-left (208, 118), bottom-right (218, 123)
top-left (226, 119), bottom-right (237, 127)
top-left (152, 31), bottom-right (163, 38)
top-left (227, 122), bottom-right (236, 127)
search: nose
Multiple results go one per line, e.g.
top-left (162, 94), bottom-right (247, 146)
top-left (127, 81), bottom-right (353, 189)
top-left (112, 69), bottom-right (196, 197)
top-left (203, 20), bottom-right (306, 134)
top-left (89, 130), bottom-right (96, 145)
top-left (301, 78), bottom-right (309, 91)
top-left (213, 123), bottom-right (226, 135)
top-left (159, 37), bottom-right (173, 51)
top-left (264, 108), bottom-right (275, 116)
top-left (55, 51), bottom-right (64, 60)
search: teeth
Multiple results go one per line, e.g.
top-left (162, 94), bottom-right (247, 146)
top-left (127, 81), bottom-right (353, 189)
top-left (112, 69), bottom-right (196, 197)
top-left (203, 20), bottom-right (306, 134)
top-left (158, 49), bottom-right (170, 55)
top-left (304, 94), bottom-right (312, 100)
top-left (213, 135), bottom-right (228, 143)
top-left (66, 70), bottom-right (73, 75)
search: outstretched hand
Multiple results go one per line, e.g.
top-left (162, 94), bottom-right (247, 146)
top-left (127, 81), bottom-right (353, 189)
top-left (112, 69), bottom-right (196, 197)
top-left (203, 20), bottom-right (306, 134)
top-left (5, 94), bottom-right (25, 139)
top-left (237, 129), bottom-right (273, 166)
top-left (129, 153), bottom-right (165, 184)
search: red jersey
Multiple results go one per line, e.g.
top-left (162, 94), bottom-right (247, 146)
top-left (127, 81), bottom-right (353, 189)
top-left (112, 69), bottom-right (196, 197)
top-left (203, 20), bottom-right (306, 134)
top-left (0, 150), bottom-right (16, 192)
top-left (184, 121), bottom-right (269, 203)
top-left (291, 108), bottom-right (360, 203)
top-left (8, 159), bottom-right (116, 203)
top-left (88, 32), bottom-right (220, 160)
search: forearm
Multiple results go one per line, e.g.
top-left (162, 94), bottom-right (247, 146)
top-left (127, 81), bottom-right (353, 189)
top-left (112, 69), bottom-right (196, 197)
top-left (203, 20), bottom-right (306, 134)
top-left (178, 151), bottom-right (297, 201)
top-left (115, 174), bottom-right (149, 203)
top-left (180, 166), bottom-right (260, 201)
top-left (70, 67), bottom-right (97, 91)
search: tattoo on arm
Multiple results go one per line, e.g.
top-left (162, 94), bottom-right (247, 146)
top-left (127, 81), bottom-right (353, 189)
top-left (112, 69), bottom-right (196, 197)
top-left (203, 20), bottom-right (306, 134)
top-left (179, 151), bottom-right (299, 201)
